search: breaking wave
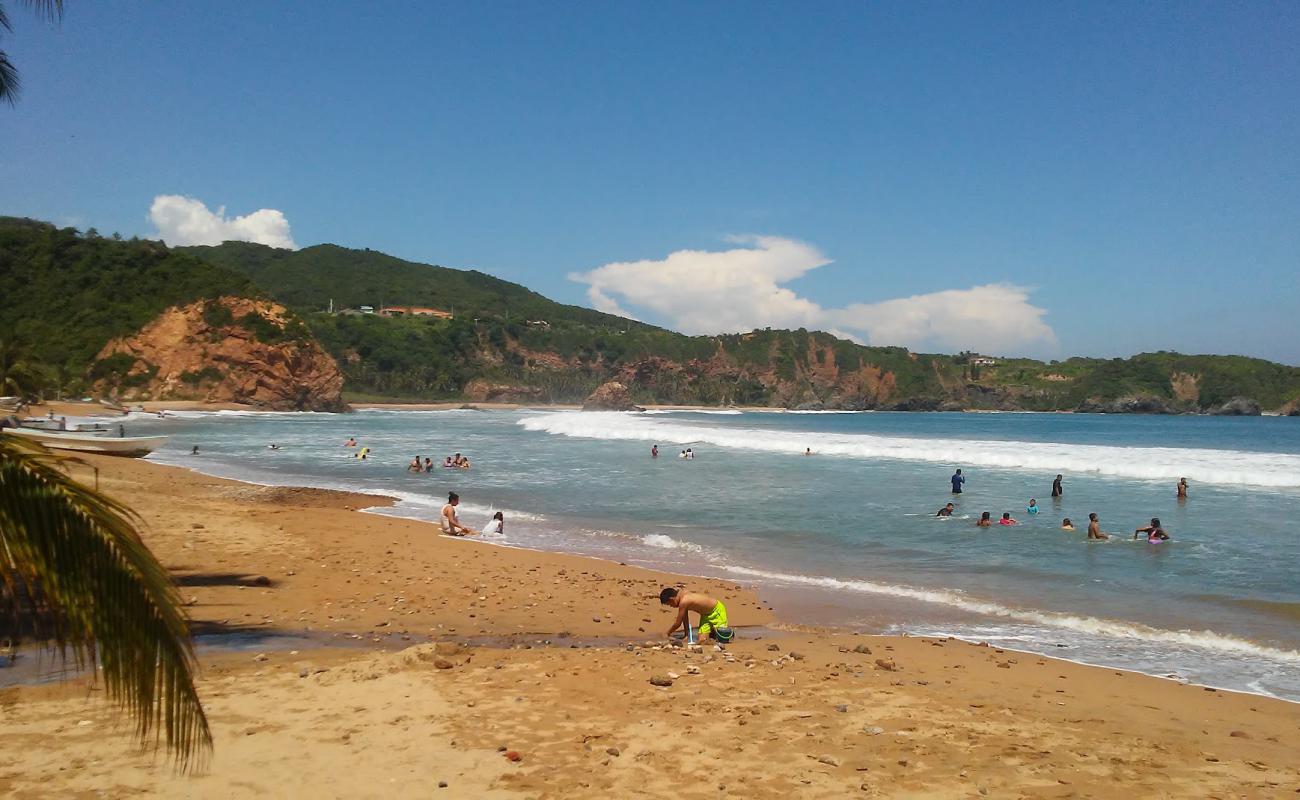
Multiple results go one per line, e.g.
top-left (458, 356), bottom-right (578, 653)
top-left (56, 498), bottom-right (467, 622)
top-left (517, 412), bottom-right (1300, 488)
top-left (719, 565), bottom-right (1300, 665)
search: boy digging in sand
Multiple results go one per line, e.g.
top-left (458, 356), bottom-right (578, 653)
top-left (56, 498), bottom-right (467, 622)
top-left (660, 587), bottom-right (732, 643)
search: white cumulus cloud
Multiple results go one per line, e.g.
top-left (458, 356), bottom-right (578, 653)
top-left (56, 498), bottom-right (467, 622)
top-left (571, 236), bottom-right (1057, 356)
top-left (148, 195), bottom-right (297, 249)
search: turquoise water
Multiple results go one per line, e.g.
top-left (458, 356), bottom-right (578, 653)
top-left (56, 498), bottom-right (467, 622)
top-left (131, 408), bottom-right (1300, 700)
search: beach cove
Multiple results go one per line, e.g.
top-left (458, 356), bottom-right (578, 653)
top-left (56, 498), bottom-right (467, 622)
top-left (0, 420), bottom-right (1297, 796)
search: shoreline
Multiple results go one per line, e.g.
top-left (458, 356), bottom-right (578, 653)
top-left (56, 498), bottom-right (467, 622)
top-left (143, 449), bottom-right (1300, 705)
top-left (3, 420), bottom-right (1299, 794)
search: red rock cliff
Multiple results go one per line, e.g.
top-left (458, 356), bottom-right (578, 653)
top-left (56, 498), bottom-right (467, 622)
top-left (94, 297), bottom-right (348, 411)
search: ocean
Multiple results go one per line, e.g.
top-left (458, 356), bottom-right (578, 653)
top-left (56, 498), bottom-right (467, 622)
top-left (131, 407), bottom-right (1300, 701)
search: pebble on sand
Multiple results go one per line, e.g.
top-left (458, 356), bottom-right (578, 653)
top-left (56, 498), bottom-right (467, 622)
top-left (649, 675), bottom-right (674, 687)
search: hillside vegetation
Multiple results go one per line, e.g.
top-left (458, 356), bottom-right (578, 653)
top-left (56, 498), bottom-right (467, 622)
top-left (4, 217), bottom-right (1299, 412)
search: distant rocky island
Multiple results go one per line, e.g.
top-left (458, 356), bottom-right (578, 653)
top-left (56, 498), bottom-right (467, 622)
top-left (2, 216), bottom-right (1298, 414)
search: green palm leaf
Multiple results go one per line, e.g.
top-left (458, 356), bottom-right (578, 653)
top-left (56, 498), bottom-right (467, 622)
top-left (0, 434), bottom-right (211, 768)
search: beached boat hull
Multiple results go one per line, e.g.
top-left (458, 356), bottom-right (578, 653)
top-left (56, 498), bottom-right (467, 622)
top-left (2, 427), bottom-right (168, 457)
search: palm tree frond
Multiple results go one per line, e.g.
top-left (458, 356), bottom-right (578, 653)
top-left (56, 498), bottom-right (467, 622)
top-left (0, 435), bottom-right (211, 768)
top-left (0, 51), bottom-right (18, 106)
top-left (18, 0), bottom-right (63, 23)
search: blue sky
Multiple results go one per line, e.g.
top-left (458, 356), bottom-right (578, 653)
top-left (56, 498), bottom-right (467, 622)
top-left (2, 2), bottom-right (1298, 362)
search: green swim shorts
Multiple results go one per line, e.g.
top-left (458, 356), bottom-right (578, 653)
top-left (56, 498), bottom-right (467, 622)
top-left (699, 601), bottom-right (729, 639)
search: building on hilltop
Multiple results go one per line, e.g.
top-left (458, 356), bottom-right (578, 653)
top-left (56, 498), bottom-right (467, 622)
top-left (379, 306), bottom-right (453, 319)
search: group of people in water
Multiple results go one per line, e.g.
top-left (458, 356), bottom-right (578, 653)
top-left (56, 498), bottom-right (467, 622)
top-left (942, 468), bottom-right (1183, 543)
top-left (407, 452), bottom-right (472, 472)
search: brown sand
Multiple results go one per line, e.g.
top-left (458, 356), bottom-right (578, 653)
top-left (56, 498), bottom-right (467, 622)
top-left (1, 456), bottom-right (1298, 798)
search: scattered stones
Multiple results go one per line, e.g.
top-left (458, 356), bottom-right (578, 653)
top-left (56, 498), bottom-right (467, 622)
top-left (817, 754), bottom-right (841, 767)
top-left (605, 747), bottom-right (621, 757)
top-left (862, 726), bottom-right (885, 736)
top-left (433, 658), bottom-right (455, 670)
top-left (649, 675), bottom-right (674, 687)
top-left (874, 658), bottom-right (897, 672)
top-left (250, 575), bottom-right (272, 587)
top-left (253, 653), bottom-right (269, 663)
top-left (767, 643), bottom-right (781, 651)
top-left (852, 644), bottom-right (872, 655)
top-left (687, 665), bottom-right (701, 675)
top-left (298, 668), bottom-right (309, 678)
top-left (1229, 730), bottom-right (1251, 739)
top-left (437, 781), bottom-right (448, 788)
top-left (434, 642), bottom-right (460, 656)
top-left (504, 751), bottom-right (523, 762)
top-left (835, 704), bottom-right (849, 713)
top-left (666, 672), bottom-right (680, 680)
top-left (790, 652), bottom-right (805, 661)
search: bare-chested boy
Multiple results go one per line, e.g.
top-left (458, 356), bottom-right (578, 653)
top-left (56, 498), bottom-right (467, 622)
top-left (660, 587), bottom-right (731, 643)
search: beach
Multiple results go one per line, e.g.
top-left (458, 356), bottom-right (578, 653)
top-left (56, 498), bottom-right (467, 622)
top-left (2, 451), bottom-right (1298, 798)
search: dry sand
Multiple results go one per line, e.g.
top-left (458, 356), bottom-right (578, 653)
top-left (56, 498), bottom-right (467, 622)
top-left (1, 455), bottom-right (1298, 798)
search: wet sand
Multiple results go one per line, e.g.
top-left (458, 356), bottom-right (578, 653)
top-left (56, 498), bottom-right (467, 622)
top-left (1, 455), bottom-right (1298, 797)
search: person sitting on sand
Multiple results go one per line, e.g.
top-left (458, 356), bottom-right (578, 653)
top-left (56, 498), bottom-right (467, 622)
top-left (1061, 517), bottom-right (1075, 531)
top-left (1026, 499), bottom-right (1040, 515)
top-left (936, 503), bottom-right (955, 517)
top-left (998, 512), bottom-right (1018, 526)
top-left (440, 492), bottom-right (475, 537)
top-left (345, 437), bottom-right (357, 447)
top-left (660, 587), bottom-right (732, 643)
top-left (1177, 478), bottom-right (1189, 499)
top-left (482, 511), bottom-right (504, 536)
top-left (976, 511), bottom-right (992, 527)
top-left (408, 456), bottom-right (423, 473)
top-left (1134, 517), bottom-right (1170, 543)
top-left (1087, 512), bottom-right (1109, 540)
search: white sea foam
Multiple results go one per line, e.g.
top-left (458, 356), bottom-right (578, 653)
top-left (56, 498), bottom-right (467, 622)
top-left (517, 412), bottom-right (1300, 488)
top-left (641, 533), bottom-right (705, 553)
top-left (719, 565), bottom-right (1300, 664)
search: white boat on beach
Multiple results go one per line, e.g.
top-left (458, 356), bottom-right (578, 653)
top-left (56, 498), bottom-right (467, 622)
top-left (1, 427), bottom-right (169, 457)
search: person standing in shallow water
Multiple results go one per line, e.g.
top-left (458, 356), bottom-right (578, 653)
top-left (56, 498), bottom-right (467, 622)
top-left (951, 468), bottom-right (965, 494)
top-left (651, 444), bottom-right (658, 459)
top-left (1177, 478), bottom-right (1189, 499)
top-left (1051, 474), bottom-right (1064, 498)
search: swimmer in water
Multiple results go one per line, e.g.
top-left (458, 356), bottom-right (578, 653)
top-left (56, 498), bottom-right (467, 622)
top-left (998, 512), bottom-right (1018, 526)
top-left (482, 511), bottom-right (504, 536)
top-left (976, 511), bottom-right (992, 528)
top-left (936, 502), bottom-right (955, 517)
top-left (345, 437), bottom-right (357, 447)
top-left (1134, 517), bottom-right (1170, 543)
top-left (267, 443), bottom-right (281, 450)
top-left (1086, 512), bottom-right (1109, 540)
top-left (407, 456), bottom-right (423, 473)
top-left (805, 447), bottom-right (812, 456)
top-left (652, 445), bottom-right (659, 459)
top-left (190, 445), bottom-right (200, 455)
top-left (1051, 474), bottom-right (1063, 498)
top-left (1060, 517), bottom-right (1075, 531)
top-left (1177, 478), bottom-right (1189, 499)
top-left (1026, 499), bottom-right (1040, 515)
top-left (423, 457), bottom-right (433, 472)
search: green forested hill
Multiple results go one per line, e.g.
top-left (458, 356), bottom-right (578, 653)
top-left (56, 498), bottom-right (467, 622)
top-left (177, 241), bottom-right (651, 331)
top-left (4, 216), bottom-right (1300, 411)
top-left (0, 218), bottom-right (258, 373)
